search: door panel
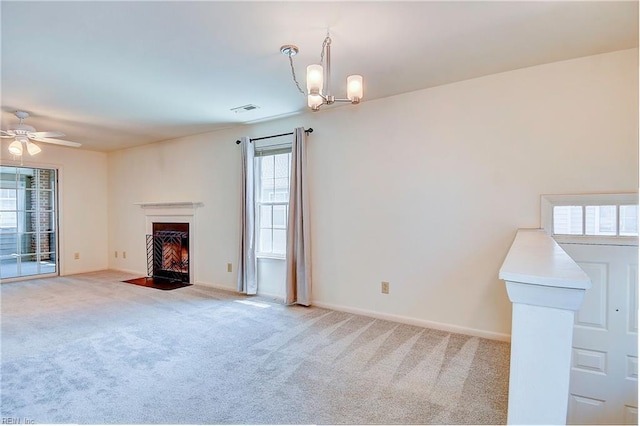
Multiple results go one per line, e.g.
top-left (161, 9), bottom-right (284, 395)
top-left (624, 406), bottom-right (638, 424)
top-left (575, 262), bottom-right (608, 330)
top-left (568, 395), bottom-right (606, 425)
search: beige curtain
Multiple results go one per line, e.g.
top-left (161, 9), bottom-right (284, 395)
top-left (285, 127), bottom-right (311, 305)
top-left (237, 137), bottom-right (257, 295)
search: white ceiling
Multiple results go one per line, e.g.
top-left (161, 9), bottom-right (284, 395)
top-left (1, 1), bottom-right (637, 152)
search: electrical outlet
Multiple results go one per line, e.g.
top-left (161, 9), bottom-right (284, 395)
top-left (123, 251), bottom-right (127, 259)
top-left (74, 252), bottom-right (80, 260)
top-left (115, 251), bottom-right (118, 258)
top-left (381, 281), bottom-right (390, 294)
top-left (227, 263), bottom-right (233, 273)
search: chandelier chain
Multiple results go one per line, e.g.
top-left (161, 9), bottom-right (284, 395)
top-left (288, 53), bottom-right (306, 95)
top-left (320, 35), bottom-right (331, 66)
top-left (285, 34), bottom-right (332, 97)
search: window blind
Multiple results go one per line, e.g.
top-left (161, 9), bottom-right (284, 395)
top-left (254, 142), bottom-right (292, 157)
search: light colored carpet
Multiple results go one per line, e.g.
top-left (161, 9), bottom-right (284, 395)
top-left (1, 270), bottom-right (509, 424)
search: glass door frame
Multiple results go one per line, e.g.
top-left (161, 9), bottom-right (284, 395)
top-left (0, 164), bottom-right (60, 282)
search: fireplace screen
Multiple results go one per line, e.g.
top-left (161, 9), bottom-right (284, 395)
top-left (146, 223), bottom-right (189, 283)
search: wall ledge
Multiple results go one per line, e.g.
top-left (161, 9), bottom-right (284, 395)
top-left (135, 201), bottom-right (203, 209)
top-left (499, 228), bottom-right (591, 290)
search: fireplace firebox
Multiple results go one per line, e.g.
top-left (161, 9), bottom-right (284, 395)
top-left (146, 223), bottom-right (189, 283)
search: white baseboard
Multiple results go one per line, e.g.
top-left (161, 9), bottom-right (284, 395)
top-left (64, 267), bottom-right (130, 276)
top-left (196, 281), bottom-right (284, 302)
top-left (194, 280), bottom-right (236, 293)
top-left (109, 268), bottom-right (145, 276)
top-left (312, 300), bottom-right (511, 342)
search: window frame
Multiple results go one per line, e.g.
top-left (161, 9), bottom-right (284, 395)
top-left (254, 145), bottom-right (292, 259)
top-left (541, 193), bottom-right (639, 246)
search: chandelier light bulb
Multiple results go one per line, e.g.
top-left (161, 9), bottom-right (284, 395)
top-left (8, 140), bottom-right (23, 156)
top-left (347, 75), bottom-right (363, 103)
top-left (307, 94), bottom-right (323, 111)
top-left (306, 64), bottom-right (324, 95)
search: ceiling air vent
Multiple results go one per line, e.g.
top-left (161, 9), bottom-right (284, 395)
top-left (230, 104), bottom-right (259, 114)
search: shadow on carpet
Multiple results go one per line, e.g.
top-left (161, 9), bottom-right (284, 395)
top-left (122, 277), bottom-right (192, 290)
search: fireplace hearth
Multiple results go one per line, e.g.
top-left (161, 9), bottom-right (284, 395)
top-left (146, 223), bottom-right (189, 283)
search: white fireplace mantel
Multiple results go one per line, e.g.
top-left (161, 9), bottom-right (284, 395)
top-left (135, 201), bottom-right (203, 216)
top-left (137, 202), bottom-right (203, 284)
top-left (135, 201), bottom-right (203, 209)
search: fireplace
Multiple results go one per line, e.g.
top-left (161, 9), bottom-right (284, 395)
top-left (147, 222), bottom-right (189, 283)
top-left (137, 201), bottom-right (202, 286)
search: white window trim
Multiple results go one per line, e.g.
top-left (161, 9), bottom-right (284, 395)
top-left (254, 145), bottom-right (292, 260)
top-left (256, 253), bottom-right (287, 260)
top-left (256, 199), bottom-right (289, 260)
top-left (541, 193), bottom-right (639, 246)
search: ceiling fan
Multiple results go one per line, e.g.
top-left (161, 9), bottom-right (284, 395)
top-left (1, 111), bottom-right (82, 157)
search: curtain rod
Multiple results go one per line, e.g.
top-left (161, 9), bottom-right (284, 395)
top-left (235, 128), bottom-right (313, 144)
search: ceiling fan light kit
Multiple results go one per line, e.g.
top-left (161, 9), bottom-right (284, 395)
top-left (281, 32), bottom-right (363, 112)
top-left (27, 140), bottom-right (42, 155)
top-left (8, 140), bottom-right (23, 155)
top-left (2, 111), bottom-right (82, 158)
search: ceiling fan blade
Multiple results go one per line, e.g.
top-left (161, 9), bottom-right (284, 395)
top-left (29, 137), bottom-right (82, 148)
top-left (29, 131), bottom-right (66, 138)
top-left (1, 130), bottom-right (15, 138)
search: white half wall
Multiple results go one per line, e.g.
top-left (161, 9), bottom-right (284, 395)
top-left (107, 48), bottom-right (638, 338)
top-left (1, 143), bottom-right (109, 275)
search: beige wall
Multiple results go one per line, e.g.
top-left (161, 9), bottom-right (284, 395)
top-left (107, 128), bottom-right (243, 285)
top-left (107, 48), bottom-right (637, 339)
top-left (1, 143), bottom-right (109, 275)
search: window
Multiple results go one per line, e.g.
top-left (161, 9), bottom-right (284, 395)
top-left (552, 205), bottom-right (583, 235)
top-left (0, 188), bottom-right (18, 228)
top-left (255, 149), bottom-right (291, 257)
top-left (553, 204), bottom-right (638, 237)
top-left (543, 194), bottom-right (639, 243)
top-left (585, 205), bottom-right (617, 236)
top-left (620, 205), bottom-right (639, 236)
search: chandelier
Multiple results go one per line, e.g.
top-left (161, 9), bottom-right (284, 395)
top-left (281, 33), bottom-right (363, 112)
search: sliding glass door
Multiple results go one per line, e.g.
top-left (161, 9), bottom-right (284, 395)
top-left (0, 166), bottom-right (58, 280)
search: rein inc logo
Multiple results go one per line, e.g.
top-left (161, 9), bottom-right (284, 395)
top-left (2, 419), bottom-right (34, 424)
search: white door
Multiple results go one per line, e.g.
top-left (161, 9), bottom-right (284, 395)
top-left (561, 242), bottom-right (638, 425)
